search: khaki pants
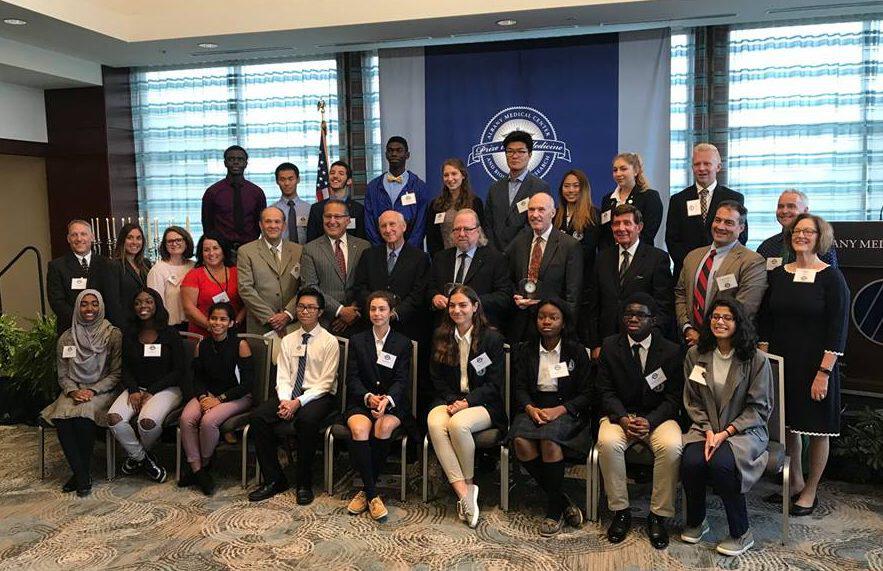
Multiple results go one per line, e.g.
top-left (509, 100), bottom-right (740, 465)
top-left (597, 417), bottom-right (683, 517)
top-left (427, 404), bottom-right (492, 483)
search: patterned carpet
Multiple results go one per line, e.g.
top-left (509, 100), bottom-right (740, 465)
top-left (0, 424), bottom-right (881, 570)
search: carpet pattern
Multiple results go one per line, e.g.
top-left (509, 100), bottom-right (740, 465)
top-left (0, 425), bottom-right (880, 570)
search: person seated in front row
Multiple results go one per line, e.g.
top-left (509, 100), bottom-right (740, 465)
top-left (179, 301), bottom-right (255, 495)
top-left (681, 298), bottom-right (773, 557)
top-left (596, 292), bottom-right (684, 549)
top-left (41, 289), bottom-right (122, 497)
top-left (107, 288), bottom-right (185, 485)
top-left (427, 285), bottom-right (506, 529)
top-left (248, 287), bottom-right (340, 505)
top-left (345, 291), bottom-right (413, 521)
top-left (505, 297), bottom-right (591, 537)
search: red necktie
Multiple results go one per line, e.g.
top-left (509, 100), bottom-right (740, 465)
top-left (692, 248), bottom-right (716, 327)
top-left (335, 239), bottom-right (346, 277)
top-left (527, 237), bottom-right (544, 282)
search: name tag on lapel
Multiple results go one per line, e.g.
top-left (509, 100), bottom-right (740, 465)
top-left (646, 367), bottom-right (667, 390)
top-left (549, 362), bottom-right (569, 379)
top-left (470, 352), bottom-right (491, 373)
top-left (516, 198), bottom-right (530, 214)
top-left (290, 264), bottom-right (301, 279)
top-left (434, 212), bottom-right (446, 224)
top-left (62, 346), bottom-right (77, 359)
top-left (71, 277), bottom-right (87, 290)
top-left (297, 216), bottom-right (308, 227)
top-left (766, 257), bottom-right (783, 271)
top-left (347, 218), bottom-right (356, 229)
top-left (716, 274), bottom-right (737, 291)
top-left (686, 199), bottom-right (702, 217)
top-left (601, 210), bottom-right (612, 225)
top-left (144, 344), bottom-right (162, 358)
top-left (400, 192), bottom-right (417, 206)
top-left (689, 365), bottom-right (707, 385)
top-left (377, 351), bottom-right (397, 368)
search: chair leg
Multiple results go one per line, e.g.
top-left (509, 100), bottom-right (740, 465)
top-left (39, 426), bottom-right (46, 480)
top-left (585, 455), bottom-right (591, 521)
top-left (106, 430), bottom-right (115, 481)
top-left (400, 436), bottom-right (408, 502)
top-left (782, 457), bottom-right (790, 545)
top-left (326, 432), bottom-right (335, 496)
top-left (175, 427), bottom-right (182, 483)
top-left (422, 435), bottom-right (429, 503)
top-left (589, 444), bottom-right (601, 522)
top-left (500, 446), bottom-right (509, 512)
top-left (241, 425), bottom-right (250, 489)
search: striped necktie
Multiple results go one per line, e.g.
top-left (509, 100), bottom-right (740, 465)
top-left (692, 249), bottom-right (717, 327)
top-left (291, 333), bottom-right (312, 399)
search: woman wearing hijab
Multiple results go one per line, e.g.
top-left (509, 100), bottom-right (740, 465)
top-left (41, 289), bottom-right (123, 497)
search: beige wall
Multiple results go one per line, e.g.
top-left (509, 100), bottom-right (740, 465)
top-left (0, 154), bottom-right (50, 322)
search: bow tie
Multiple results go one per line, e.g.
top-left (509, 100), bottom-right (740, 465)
top-left (387, 174), bottom-right (403, 184)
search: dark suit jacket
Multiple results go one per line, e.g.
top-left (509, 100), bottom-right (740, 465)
top-left (425, 195), bottom-right (486, 255)
top-left (353, 243), bottom-right (430, 340)
top-left (306, 196), bottom-right (367, 243)
top-left (596, 333), bottom-right (684, 430)
top-left (586, 241), bottom-right (674, 348)
top-left (666, 184), bottom-right (747, 277)
top-left (505, 227), bottom-right (583, 341)
top-left (427, 246), bottom-right (512, 326)
top-left (346, 328), bottom-right (412, 416)
top-left (47, 252), bottom-right (123, 334)
top-left (484, 173), bottom-right (550, 252)
top-left (430, 328), bottom-right (507, 430)
top-left (512, 339), bottom-right (592, 418)
top-left (599, 188), bottom-right (664, 249)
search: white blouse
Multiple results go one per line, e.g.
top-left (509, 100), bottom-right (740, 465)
top-left (146, 259), bottom-right (195, 326)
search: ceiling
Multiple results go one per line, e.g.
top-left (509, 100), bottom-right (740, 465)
top-left (0, 0), bottom-right (881, 87)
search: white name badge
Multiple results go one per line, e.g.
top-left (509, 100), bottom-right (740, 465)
top-left (292, 344), bottom-right (306, 357)
top-left (297, 216), bottom-right (308, 227)
top-left (400, 192), bottom-right (417, 206)
top-left (62, 345), bottom-right (77, 359)
top-left (71, 277), bottom-right (87, 290)
top-left (793, 268), bottom-right (817, 283)
top-left (347, 218), bottom-right (356, 230)
top-left (766, 257), bottom-right (783, 271)
top-left (686, 199), bottom-right (702, 217)
top-left (716, 274), bottom-right (737, 291)
top-left (646, 367), bottom-right (667, 390)
top-left (516, 197), bottom-right (530, 214)
top-left (470, 352), bottom-right (491, 372)
top-left (434, 212), bottom-right (446, 224)
top-left (290, 264), bottom-right (301, 279)
top-left (549, 362), bottom-right (569, 379)
top-left (689, 365), bottom-right (707, 385)
top-left (212, 291), bottom-right (230, 303)
top-left (167, 274), bottom-right (179, 286)
top-left (144, 344), bottom-right (162, 358)
top-left (377, 351), bottom-right (397, 368)
top-left (600, 210), bottom-right (612, 225)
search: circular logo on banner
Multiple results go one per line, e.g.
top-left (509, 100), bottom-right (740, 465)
top-left (852, 279), bottom-right (883, 346)
top-left (467, 106), bottom-right (571, 181)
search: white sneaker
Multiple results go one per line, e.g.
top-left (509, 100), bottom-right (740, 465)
top-left (716, 529), bottom-right (755, 556)
top-left (680, 518), bottom-right (710, 544)
top-left (456, 498), bottom-right (466, 521)
top-left (464, 484), bottom-right (479, 528)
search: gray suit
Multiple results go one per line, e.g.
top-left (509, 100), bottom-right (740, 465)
top-left (300, 234), bottom-right (371, 328)
top-left (484, 173), bottom-right (550, 252)
top-left (236, 238), bottom-right (303, 335)
top-left (683, 347), bottom-right (773, 492)
top-left (674, 243), bottom-right (767, 330)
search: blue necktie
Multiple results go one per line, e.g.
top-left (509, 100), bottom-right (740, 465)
top-left (291, 333), bottom-right (312, 398)
top-left (387, 250), bottom-right (397, 274)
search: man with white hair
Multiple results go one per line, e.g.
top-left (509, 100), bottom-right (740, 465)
top-left (756, 189), bottom-right (838, 266)
top-left (666, 143), bottom-right (747, 278)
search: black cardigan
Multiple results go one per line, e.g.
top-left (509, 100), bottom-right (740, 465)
top-left (121, 326), bottom-right (185, 394)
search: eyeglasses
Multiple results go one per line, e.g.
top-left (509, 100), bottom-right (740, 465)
top-left (165, 238), bottom-right (184, 245)
top-left (792, 228), bottom-right (818, 236)
top-left (623, 311), bottom-right (652, 320)
top-left (710, 313), bottom-right (735, 322)
top-left (505, 149), bottom-right (529, 157)
top-left (451, 226), bottom-right (479, 234)
top-left (295, 304), bottom-right (320, 312)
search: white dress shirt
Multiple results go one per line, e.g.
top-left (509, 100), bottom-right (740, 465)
top-left (627, 333), bottom-right (652, 372)
top-left (454, 326), bottom-right (473, 393)
top-left (276, 324), bottom-right (339, 405)
top-left (537, 339), bottom-right (562, 392)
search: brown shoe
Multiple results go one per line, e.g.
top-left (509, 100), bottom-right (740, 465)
top-left (368, 496), bottom-right (389, 520)
top-left (347, 491), bottom-right (368, 515)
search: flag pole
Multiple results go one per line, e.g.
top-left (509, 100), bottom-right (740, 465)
top-left (315, 99), bottom-right (330, 201)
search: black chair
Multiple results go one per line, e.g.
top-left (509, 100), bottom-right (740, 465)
top-left (38, 421), bottom-right (115, 482)
top-left (325, 340), bottom-right (419, 501)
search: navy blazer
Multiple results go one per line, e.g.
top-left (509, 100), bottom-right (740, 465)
top-left (512, 338), bottom-right (592, 417)
top-left (346, 328), bottom-right (412, 415)
top-left (427, 245), bottom-right (512, 326)
top-left (430, 328), bottom-right (507, 430)
top-left (598, 188), bottom-right (664, 249)
top-left (596, 333), bottom-right (684, 430)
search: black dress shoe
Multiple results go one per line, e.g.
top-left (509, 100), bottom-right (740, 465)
top-left (607, 509), bottom-right (632, 544)
top-left (647, 512), bottom-right (669, 549)
top-left (62, 476), bottom-right (78, 493)
top-left (76, 482), bottom-right (92, 498)
top-left (248, 480), bottom-right (288, 502)
top-left (296, 487), bottom-right (314, 506)
top-left (789, 496), bottom-right (819, 516)
top-left (195, 469), bottom-right (216, 496)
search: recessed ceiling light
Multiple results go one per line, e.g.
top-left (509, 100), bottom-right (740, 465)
top-left (197, 42), bottom-right (219, 49)
top-left (496, 18), bottom-right (517, 27)
top-left (3, 18), bottom-right (27, 26)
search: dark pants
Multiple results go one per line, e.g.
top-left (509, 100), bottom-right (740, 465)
top-left (54, 417), bottom-right (97, 487)
top-left (682, 441), bottom-right (749, 538)
top-left (250, 394), bottom-right (336, 488)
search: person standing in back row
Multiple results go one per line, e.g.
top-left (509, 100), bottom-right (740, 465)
top-left (201, 145), bottom-right (266, 254)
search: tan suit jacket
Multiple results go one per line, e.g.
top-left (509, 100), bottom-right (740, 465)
top-left (236, 237), bottom-right (303, 335)
top-left (674, 242), bottom-right (767, 330)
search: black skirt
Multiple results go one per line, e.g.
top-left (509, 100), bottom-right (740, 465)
top-left (345, 402), bottom-right (409, 423)
top-left (504, 393), bottom-right (592, 455)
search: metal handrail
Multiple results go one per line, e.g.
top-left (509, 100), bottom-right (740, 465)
top-left (0, 246), bottom-right (46, 316)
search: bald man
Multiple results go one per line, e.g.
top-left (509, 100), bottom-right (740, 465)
top-left (505, 193), bottom-right (583, 342)
top-left (236, 206), bottom-right (304, 335)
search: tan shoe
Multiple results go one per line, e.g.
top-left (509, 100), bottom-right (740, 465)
top-left (368, 496), bottom-right (389, 521)
top-left (347, 491), bottom-right (368, 515)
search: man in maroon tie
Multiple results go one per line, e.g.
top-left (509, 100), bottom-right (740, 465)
top-left (674, 200), bottom-right (767, 346)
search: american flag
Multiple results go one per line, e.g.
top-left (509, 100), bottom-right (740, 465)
top-left (315, 119), bottom-right (330, 201)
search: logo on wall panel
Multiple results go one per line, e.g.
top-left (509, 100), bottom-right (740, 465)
top-left (852, 279), bottom-right (883, 346)
top-left (467, 106), bottom-right (571, 181)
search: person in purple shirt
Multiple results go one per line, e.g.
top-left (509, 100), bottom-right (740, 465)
top-left (201, 145), bottom-right (267, 250)
top-left (364, 136), bottom-right (429, 249)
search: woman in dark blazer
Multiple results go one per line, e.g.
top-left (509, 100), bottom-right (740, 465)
top-left (345, 290), bottom-right (413, 521)
top-left (112, 222), bottom-right (152, 329)
top-left (427, 285), bottom-right (505, 529)
top-left (681, 297), bottom-right (773, 557)
top-left (598, 152), bottom-right (663, 248)
top-left (425, 158), bottom-right (486, 255)
top-left (506, 297), bottom-right (591, 536)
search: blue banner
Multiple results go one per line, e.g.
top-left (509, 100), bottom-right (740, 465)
top-left (425, 34), bottom-right (619, 204)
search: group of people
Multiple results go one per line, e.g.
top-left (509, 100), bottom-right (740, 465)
top-left (41, 134), bottom-right (850, 557)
